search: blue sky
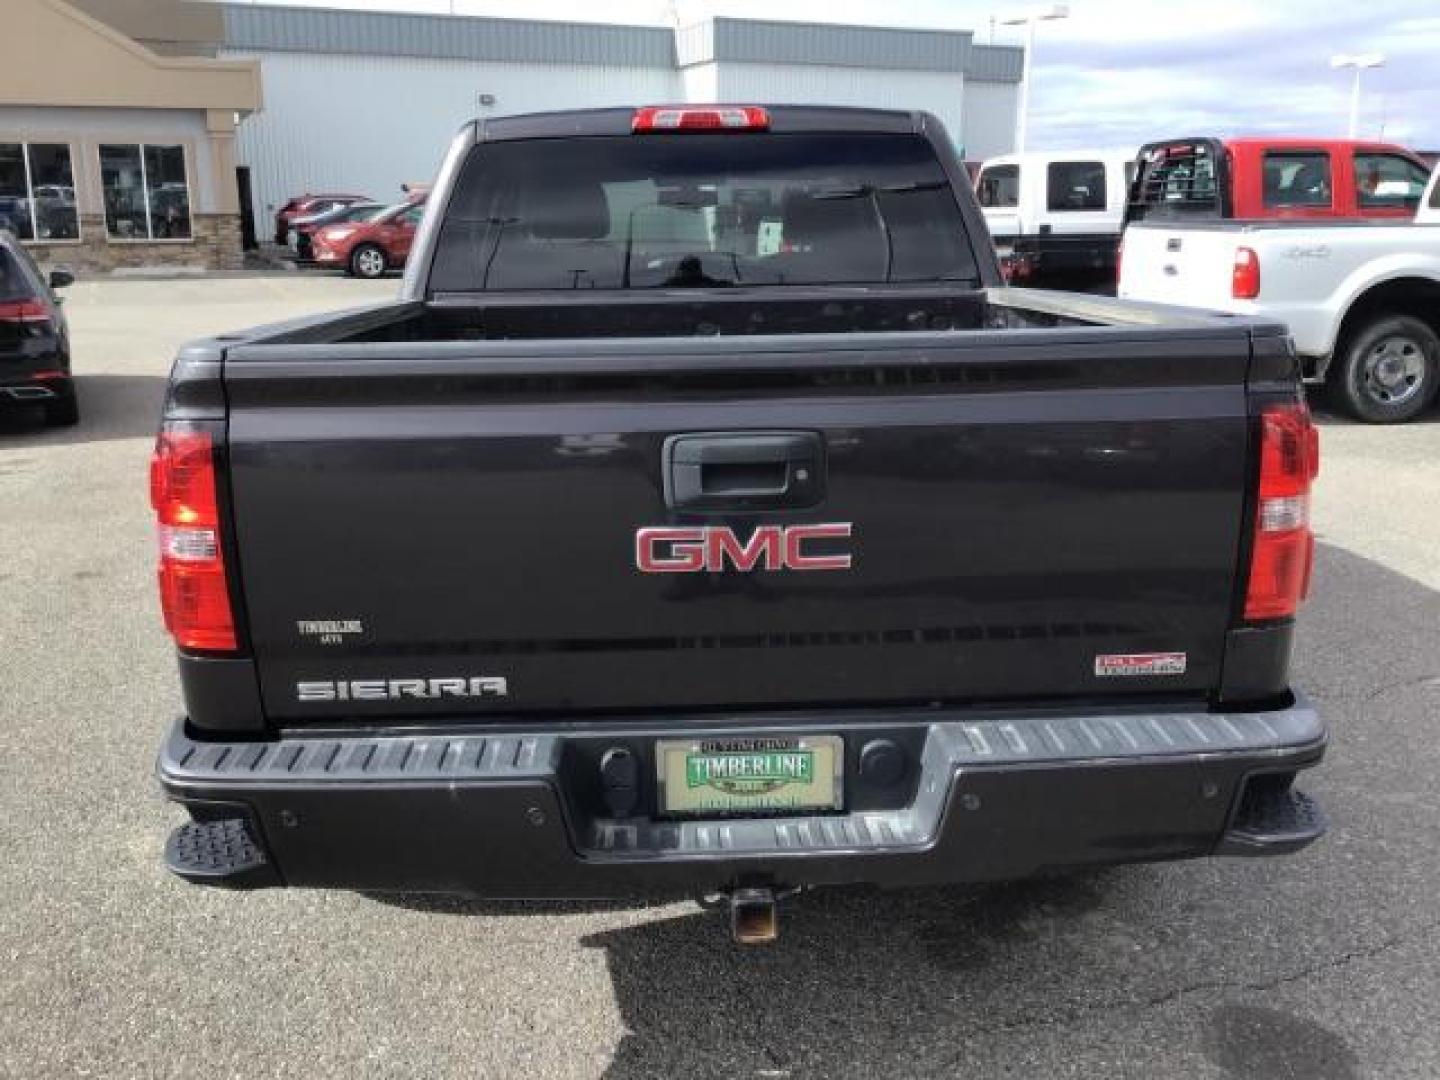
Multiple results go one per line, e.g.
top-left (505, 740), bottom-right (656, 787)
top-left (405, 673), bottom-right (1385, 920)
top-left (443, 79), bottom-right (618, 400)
top-left (254, 1), bottom-right (1440, 150)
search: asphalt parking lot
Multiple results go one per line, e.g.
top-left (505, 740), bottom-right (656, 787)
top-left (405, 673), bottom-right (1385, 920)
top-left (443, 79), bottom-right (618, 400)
top-left (2, 277), bottom-right (1438, 1079)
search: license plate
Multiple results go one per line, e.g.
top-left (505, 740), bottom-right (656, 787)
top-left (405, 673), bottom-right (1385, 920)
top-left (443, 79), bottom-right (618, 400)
top-left (656, 735), bottom-right (842, 817)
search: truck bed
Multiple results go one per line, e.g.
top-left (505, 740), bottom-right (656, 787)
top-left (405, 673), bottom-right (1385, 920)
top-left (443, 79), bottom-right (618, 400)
top-left (210, 285), bottom-right (1249, 346)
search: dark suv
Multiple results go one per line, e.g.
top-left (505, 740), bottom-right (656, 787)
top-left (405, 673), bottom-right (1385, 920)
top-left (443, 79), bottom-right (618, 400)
top-left (0, 232), bottom-right (76, 427)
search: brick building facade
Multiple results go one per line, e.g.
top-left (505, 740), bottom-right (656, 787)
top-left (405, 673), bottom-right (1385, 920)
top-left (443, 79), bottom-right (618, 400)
top-left (0, 0), bottom-right (259, 274)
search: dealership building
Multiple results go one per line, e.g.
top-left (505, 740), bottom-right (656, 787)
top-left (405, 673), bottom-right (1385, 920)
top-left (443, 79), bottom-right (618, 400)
top-left (2, 0), bottom-right (1022, 272)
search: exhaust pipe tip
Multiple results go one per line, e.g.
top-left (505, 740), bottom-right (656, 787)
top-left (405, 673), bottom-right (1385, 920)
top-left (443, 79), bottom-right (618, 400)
top-left (729, 887), bottom-right (778, 945)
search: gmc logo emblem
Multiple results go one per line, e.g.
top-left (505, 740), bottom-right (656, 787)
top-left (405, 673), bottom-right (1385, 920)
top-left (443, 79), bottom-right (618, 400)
top-left (636, 524), bottom-right (853, 573)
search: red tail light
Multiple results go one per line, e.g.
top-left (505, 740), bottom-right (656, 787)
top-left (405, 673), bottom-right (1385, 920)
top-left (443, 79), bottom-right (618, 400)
top-left (1232, 246), bottom-right (1260, 299)
top-left (1001, 251), bottom-right (1034, 284)
top-left (1115, 237), bottom-right (1124, 285)
top-left (1243, 403), bottom-right (1319, 622)
top-left (0, 298), bottom-right (52, 325)
top-left (150, 425), bottom-right (237, 651)
top-left (632, 106), bottom-right (770, 132)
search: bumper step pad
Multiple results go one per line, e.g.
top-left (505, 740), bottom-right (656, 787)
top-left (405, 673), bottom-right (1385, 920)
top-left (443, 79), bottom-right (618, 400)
top-left (1218, 785), bottom-right (1327, 857)
top-left (164, 817), bottom-right (279, 888)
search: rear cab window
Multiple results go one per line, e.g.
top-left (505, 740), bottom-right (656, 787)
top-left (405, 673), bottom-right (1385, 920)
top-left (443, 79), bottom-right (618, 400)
top-left (1047, 160), bottom-right (1106, 211)
top-left (1354, 152), bottom-right (1431, 211)
top-left (977, 164), bottom-right (1019, 208)
top-left (1262, 152), bottom-right (1332, 210)
top-left (431, 133), bottom-right (979, 292)
top-left (1130, 142), bottom-right (1221, 220)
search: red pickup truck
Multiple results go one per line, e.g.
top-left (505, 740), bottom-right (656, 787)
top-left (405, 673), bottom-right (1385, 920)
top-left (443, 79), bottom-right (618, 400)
top-left (1127, 137), bottom-right (1432, 223)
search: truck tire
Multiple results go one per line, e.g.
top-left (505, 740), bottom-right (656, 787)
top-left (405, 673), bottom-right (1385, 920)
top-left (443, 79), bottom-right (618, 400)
top-left (349, 244), bottom-right (387, 279)
top-left (1332, 314), bottom-right (1440, 424)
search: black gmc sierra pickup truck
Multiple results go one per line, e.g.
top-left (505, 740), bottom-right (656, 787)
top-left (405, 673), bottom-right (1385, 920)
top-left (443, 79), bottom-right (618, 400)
top-left (155, 105), bottom-right (1325, 942)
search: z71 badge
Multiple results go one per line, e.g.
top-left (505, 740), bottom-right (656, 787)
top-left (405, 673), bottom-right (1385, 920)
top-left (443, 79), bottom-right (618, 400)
top-left (1094, 652), bottom-right (1187, 678)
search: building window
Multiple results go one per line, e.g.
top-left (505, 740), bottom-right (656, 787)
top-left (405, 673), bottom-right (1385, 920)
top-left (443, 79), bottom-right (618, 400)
top-left (1047, 160), bottom-right (1107, 211)
top-left (0, 142), bottom-right (79, 241)
top-left (1262, 152), bottom-right (1332, 209)
top-left (977, 164), bottom-right (1019, 208)
top-left (1354, 153), bottom-right (1431, 211)
top-left (99, 143), bottom-right (192, 240)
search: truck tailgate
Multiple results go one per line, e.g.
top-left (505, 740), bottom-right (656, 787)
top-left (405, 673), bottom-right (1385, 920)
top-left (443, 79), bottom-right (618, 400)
top-left (223, 331), bottom-right (1253, 721)
top-left (1119, 224), bottom-right (1243, 309)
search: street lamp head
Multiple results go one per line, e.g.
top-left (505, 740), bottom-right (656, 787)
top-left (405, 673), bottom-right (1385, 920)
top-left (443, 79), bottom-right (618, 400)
top-left (1331, 52), bottom-right (1386, 70)
top-left (1000, 4), bottom-right (1070, 26)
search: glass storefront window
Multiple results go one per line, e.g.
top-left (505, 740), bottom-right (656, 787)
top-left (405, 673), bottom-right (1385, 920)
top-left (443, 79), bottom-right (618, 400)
top-left (145, 144), bottom-right (191, 239)
top-left (0, 142), bottom-right (78, 241)
top-left (100, 143), bottom-right (191, 240)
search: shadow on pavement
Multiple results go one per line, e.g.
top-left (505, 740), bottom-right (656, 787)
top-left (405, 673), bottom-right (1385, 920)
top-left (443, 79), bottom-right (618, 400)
top-left (580, 873), bottom-right (1126, 1078)
top-left (1207, 1005), bottom-right (1359, 1080)
top-left (0, 374), bottom-right (168, 446)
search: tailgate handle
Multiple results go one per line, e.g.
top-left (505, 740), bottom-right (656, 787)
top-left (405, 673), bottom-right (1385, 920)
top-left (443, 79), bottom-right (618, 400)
top-left (663, 432), bottom-right (824, 512)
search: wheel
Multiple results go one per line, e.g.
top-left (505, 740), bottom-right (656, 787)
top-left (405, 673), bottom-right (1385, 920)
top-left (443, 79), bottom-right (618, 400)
top-left (44, 391), bottom-right (79, 428)
top-left (349, 244), bottom-right (387, 279)
top-left (1331, 314), bottom-right (1440, 423)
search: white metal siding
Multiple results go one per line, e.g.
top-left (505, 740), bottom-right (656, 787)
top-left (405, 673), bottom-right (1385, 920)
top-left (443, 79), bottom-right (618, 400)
top-left (679, 63), bottom-right (719, 104)
top-left (226, 50), bottom-right (679, 220)
top-left (712, 63), bottom-right (966, 151)
top-left (223, 5), bottom-right (675, 68)
top-left (707, 17), bottom-right (971, 72)
top-left (229, 48), bottom-right (1018, 225)
top-left (960, 80), bottom-right (1020, 161)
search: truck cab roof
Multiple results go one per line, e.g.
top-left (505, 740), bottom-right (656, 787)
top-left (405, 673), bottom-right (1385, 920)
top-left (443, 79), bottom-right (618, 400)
top-left (477, 104), bottom-right (927, 142)
top-left (1219, 136), bottom-right (1423, 156)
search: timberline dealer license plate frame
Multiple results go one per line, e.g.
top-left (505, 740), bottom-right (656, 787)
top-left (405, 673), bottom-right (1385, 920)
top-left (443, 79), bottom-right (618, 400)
top-left (656, 735), bottom-right (844, 817)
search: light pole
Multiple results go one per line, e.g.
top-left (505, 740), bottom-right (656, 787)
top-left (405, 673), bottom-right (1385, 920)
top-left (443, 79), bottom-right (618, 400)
top-left (1000, 4), bottom-right (1069, 155)
top-left (1330, 53), bottom-right (1385, 139)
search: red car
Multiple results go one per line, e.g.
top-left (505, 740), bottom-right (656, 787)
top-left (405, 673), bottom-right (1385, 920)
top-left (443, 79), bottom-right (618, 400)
top-left (273, 193), bottom-right (371, 245)
top-left (310, 200), bottom-right (426, 278)
top-left (1129, 137), bottom-right (1432, 222)
top-left (289, 202), bottom-right (385, 262)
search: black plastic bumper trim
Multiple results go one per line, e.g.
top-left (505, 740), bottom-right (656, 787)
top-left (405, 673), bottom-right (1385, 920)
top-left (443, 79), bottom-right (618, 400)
top-left (158, 698), bottom-right (1325, 896)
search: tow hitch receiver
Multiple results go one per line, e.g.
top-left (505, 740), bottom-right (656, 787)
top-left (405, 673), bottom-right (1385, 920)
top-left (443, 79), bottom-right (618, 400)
top-left (728, 887), bottom-right (779, 945)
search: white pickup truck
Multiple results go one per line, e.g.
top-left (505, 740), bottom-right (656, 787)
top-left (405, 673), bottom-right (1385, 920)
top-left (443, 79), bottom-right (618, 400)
top-left (1119, 163), bottom-right (1440, 422)
top-left (977, 149), bottom-right (1136, 289)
